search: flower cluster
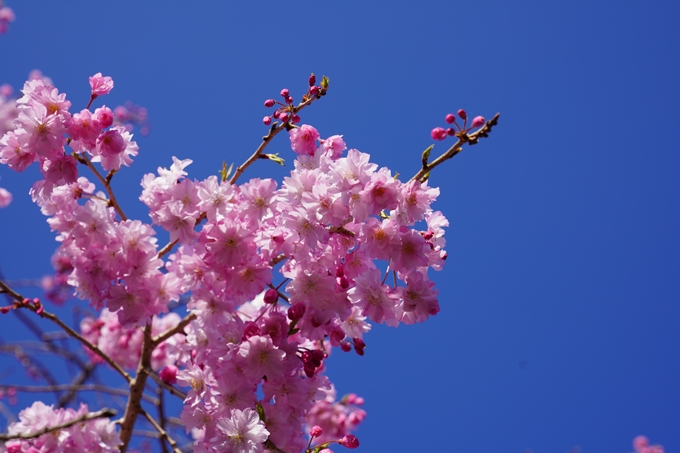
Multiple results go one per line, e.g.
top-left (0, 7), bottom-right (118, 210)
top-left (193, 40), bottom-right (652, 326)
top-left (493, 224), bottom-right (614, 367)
top-left (80, 309), bottom-right (186, 370)
top-left (632, 436), bottom-right (665, 453)
top-left (1, 73), bottom-right (451, 452)
top-left (1, 402), bottom-right (121, 453)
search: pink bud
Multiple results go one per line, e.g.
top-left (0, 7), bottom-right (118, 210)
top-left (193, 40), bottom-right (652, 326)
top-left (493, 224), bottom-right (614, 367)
top-left (309, 86), bottom-right (320, 96)
top-left (472, 116), bottom-right (485, 128)
top-left (264, 288), bottom-right (278, 304)
top-left (288, 302), bottom-right (306, 321)
top-left (445, 113), bottom-right (455, 124)
top-left (340, 342), bottom-right (352, 352)
top-left (292, 115), bottom-right (301, 124)
top-left (447, 127), bottom-right (455, 136)
top-left (309, 74), bottom-right (316, 86)
top-left (310, 425), bottom-right (323, 438)
top-left (339, 434), bottom-right (360, 449)
top-left (279, 112), bottom-right (290, 122)
top-left (431, 127), bottom-right (447, 141)
top-left (319, 449), bottom-right (334, 453)
top-left (263, 116), bottom-right (272, 126)
top-left (280, 88), bottom-right (289, 98)
top-left (242, 321), bottom-right (260, 340)
top-left (264, 99), bottom-right (275, 108)
top-left (159, 365), bottom-right (178, 385)
top-left (286, 96), bottom-right (293, 104)
top-left (457, 109), bottom-right (467, 120)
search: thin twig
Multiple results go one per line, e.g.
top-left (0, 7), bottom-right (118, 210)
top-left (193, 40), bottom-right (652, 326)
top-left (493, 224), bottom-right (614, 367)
top-left (157, 384), bottom-right (169, 453)
top-left (0, 407), bottom-right (117, 441)
top-left (146, 368), bottom-right (187, 400)
top-left (0, 280), bottom-right (131, 382)
top-left (139, 408), bottom-right (183, 453)
top-left (152, 312), bottom-right (196, 346)
top-left (0, 383), bottom-right (157, 404)
top-left (410, 112), bottom-right (501, 182)
top-left (229, 93), bottom-right (323, 185)
top-left (74, 152), bottom-right (128, 220)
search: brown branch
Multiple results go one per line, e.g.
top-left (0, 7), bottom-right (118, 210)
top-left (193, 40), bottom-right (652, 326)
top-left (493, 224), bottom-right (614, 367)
top-left (119, 324), bottom-right (153, 451)
top-left (0, 280), bottom-right (131, 383)
top-left (410, 112), bottom-right (501, 182)
top-left (74, 152), bottom-right (128, 220)
top-left (145, 368), bottom-right (187, 400)
top-left (0, 407), bottom-right (117, 441)
top-left (152, 312), bottom-right (196, 346)
top-left (0, 383), bottom-right (157, 404)
top-left (139, 408), bottom-right (183, 453)
top-left (229, 93), bottom-right (324, 185)
top-left (157, 384), bottom-right (169, 453)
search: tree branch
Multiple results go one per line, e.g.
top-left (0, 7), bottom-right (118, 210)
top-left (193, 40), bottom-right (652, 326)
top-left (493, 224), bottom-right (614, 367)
top-left (0, 280), bottom-right (131, 383)
top-left (411, 112), bottom-right (501, 182)
top-left (139, 408), bottom-right (183, 453)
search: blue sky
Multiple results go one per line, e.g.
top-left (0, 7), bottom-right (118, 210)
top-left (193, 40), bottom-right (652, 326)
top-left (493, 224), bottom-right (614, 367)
top-left (0, 1), bottom-right (678, 452)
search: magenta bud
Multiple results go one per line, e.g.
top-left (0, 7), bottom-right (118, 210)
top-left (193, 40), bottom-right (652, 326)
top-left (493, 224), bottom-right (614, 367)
top-left (447, 127), bottom-right (455, 136)
top-left (309, 86), bottom-right (320, 96)
top-left (472, 116), bottom-right (485, 128)
top-left (288, 302), bottom-right (306, 321)
top-left (273, 110), bottom-right (281, 119)
top-left (308, 74), bottom-right (316, 86)
top-left (280, 88), bottom-right (289, 97)
top-left (159, 365), bottom-right (178, 385)
top-left (279, 112), bottom-right (290, 122)
top-left (457, 109), bottom-right (467, 120)
top-left (264, 99), bottom-right (275, 108)
top-left (263, 116), bottom-right (272, 125)
top-left (264, 288), bottom-right (278, 304)
top-left (445, 113), bottom-right (455, 124)
top-left (310, 425), bottom-right (323, 438)
top-left (286, 96), bottom-right (293, 104)
top-left (354, 338), bottom-right (366, 348)
top-left (292, 114), bottom-right (301, 124)
top-left (340, 342), bottom-right (352, 352)
top-left (431, 127), bottom-right (447, 141)
top-left (339, 434), bottom-right (360, 449)
top-left (242, 321), bottom-right (260, 340)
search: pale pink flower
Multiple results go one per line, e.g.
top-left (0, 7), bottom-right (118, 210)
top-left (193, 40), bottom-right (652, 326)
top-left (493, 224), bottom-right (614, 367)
top-left (89, 72), bottom-right (114, 96)
top-left (289, 124), bottom-right (320, 156)
top-left (213, 408), bottom-right (269, 453)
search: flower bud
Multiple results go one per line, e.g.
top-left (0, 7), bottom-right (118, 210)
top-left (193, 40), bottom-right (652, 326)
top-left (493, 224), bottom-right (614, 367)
top-left (431, 127), bottom-right (447, 141)
top-left (447, 127), bottom-right (455, 136)
top-left (340, 342), bottom-right (352, 352)
top-left (309, 86), bottom-right (320, 96)
top-left (264, 99), bottom-right (275, 108)
top-left (292, 115), bottom-right (301, 124)
top-left (457, 109), bottom-right (467, 120)
top-left (445, 113), bottom-right (455, 124)
top-left (286, 96), bottom-right (293, 104)
top-left (339, 434), bottom-right (360, 449)
top-left (279, 112), bottom-right (290, 122)
top-left (280, 88), bottom-right (289, 97)
top-left (309, 73), bottom-right (316, 86)
top-left (310, 425), bottom-right (323, 438)
top-left (263, 116), bottom-right (272, 126)
top-left (288, 302), bottom-right (306, 321)
top-left (472, 116), bottom-right (485, 128)
top-left (264, 288), bottom-right (278, 304)
top-left (159, 365), bottom-right (178, 385)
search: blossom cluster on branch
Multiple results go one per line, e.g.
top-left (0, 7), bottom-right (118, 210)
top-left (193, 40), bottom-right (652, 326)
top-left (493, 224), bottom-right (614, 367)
top-left (0, 67), bottom-right (498, 453)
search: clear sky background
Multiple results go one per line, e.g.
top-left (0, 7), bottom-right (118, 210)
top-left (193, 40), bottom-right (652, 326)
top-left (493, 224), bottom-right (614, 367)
top-left (0, 1), bottom-right (678, 452)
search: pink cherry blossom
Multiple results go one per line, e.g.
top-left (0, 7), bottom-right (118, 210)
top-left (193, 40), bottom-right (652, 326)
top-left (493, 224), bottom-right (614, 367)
top-left (89, 72), bottom-right (114, 96)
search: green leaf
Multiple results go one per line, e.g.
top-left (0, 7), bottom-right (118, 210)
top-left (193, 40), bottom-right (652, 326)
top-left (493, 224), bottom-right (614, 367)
top-left (320, 75), bottom-right (330, 90)
top-left (265, 153), bottom-right (285, 166)
top-left (421, 144), bottom-right (434, 167)
top-left (256, 401), bottom-right (266, 422)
